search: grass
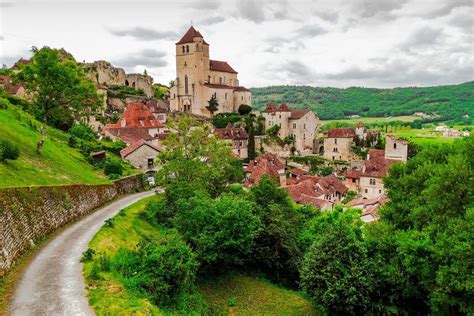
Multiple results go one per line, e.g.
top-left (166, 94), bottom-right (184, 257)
top-left (85, 195), bottom-right (318, 315)
top-left (198, 273), bottom-right (318, 315)
top-left (0, 104), bottom-right (110, 188)
top-left (390, 128), bottom-right (457, 145)
top-left (321, 115), bottom-right (419, 125)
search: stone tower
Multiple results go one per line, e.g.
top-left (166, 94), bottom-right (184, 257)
top-left (171, 26), bottom-right (209, 115)
top-left (384, 135), bottom-right (408, 161)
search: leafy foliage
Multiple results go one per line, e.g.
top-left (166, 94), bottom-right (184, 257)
top-left (251, 82), bottom-right (474, 120)
top-left (238, 104), bottom-right (252, 115)
top-left (206, 95), bottom-right (219, 116)
top-left (0, 140), bottom-right (20, 161)
top-left (211, 112), bottom-right (241, 128)
top-left (104, 159), bottom-right (123, 176)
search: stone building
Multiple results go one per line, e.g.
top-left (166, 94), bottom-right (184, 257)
top-left (169, 26), bottom-right (251, 117)
top-left (323, 128), bottom-right (357, 161)
top-left (244, 153), bottom-right (286, 187)
top-left (384, 135), bottom-right (408, 161)
top-left (120, 139), bottom-right (161, 173)
top-left (262, 103), bottom-right (320, 155)
top-left (214, 123), bottom-right (249, 159)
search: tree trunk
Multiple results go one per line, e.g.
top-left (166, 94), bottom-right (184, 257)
top-left (37, 114), bottom-right (47, 154)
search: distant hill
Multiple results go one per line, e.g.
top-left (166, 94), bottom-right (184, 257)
top-left (250, 82), bottom-right (474, 120)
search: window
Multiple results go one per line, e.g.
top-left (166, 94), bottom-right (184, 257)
top-left (394, 143), bottom-right (397, 149)
top-left (304, 123), bottom-right (306, 129)
top-left (208, 75), bottom-right (211, 83)
top-left (147, 158), bottom-right (154, 169)
top-left (186, 45), bottom-right (189, 53)
top-left (184, 75), bottom-right (189, 94)
top-left (293, 123), bottom-right (296, 128)
top-left (225, 93), bottom-right (227, 100)
top-left (370, 178), bottom-right (376, 185)
top-left (332, 156), bottom-right (335, 160)
top-left (334, 139), bottom-right (337, 144)
top-left (379, 189), bottom-right (382, 194)
top-left (365, 189), bottom-right (368, 193)
top-left (219, 77), bottom-right (223, 84)
top-left (303, 133), bottom-right (306, 140)
top-left (279, 115), bottom-right (281, 119)
top-left (241, 96), bottom-right (243, 101)
top-left (352, 178), bottom-right (356, 183)
top-left (182, 46), bottom-right (185, 53)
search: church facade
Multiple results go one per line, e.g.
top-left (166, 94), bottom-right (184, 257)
top-left (169, 26), bottom-right (252, 117)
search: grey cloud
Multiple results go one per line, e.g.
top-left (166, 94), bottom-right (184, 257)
top-left (0, 35), bottom-right (4, 41)
top-left (198, 16), bottom-right (225, 26)
top-left (235, 0), bottom-right (266, 23)
top-left (423, 0), bottom-right (473, 18)
top-left (107, 26), bottom-right (177, 41)
top-left (263, 36), bottom-right (305, 54)
top-left (314, 10), bottom-right (339, 23)
top-left (0, 2), bottom-right (14, 8)
top-left (189, 0), bottom-right (220, 10)
top-left (448, 8), bottom-right (474, 33)
top-left (399, 26), bottom-right (443, 52)
top-left (269, 60), bottom-right (317, 84)
top-left (355, 0), bottom-right (408, 18)
top-left (295, 24), bottom-right (327, 37)
top-left (112, 49), bottom-right (168, 68)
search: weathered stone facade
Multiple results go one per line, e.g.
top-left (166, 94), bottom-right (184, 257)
top-left (0, 174), bottom-right (144, 276)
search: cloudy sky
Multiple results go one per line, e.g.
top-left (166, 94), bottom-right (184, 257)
top-left (1, 0), bottom-right (473, 88)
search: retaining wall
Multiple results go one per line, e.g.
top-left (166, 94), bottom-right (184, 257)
top-left (0, 174), bottom-right (144, 276)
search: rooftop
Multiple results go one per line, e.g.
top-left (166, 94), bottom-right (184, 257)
top-left (176, 26), bottom-right (208, 45)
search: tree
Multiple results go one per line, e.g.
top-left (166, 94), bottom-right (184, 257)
top-left (300, 209), bottom-right (374, 315)
top-left (19, 47), bottom-right (99, 153)
top-left (206, 95), bottom-right (219, 117)
top-left (0, 140), bottom-right (20, 161)
top-left (238, 104), bottom-right (252, 115)
top-left (245, 114), bottom-right (256, 160)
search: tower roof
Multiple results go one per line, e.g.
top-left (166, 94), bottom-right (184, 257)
top-left (176, 26), bottom-right (208, 45)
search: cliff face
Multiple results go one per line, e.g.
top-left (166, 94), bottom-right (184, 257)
top-left (82, 60), bottom-right (154, 97)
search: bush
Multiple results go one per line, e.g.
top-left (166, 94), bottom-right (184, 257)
top-left (142, 198), bottom-right (175, 227)
top-left (69, 123), bottom-right (96, 141)
top-left (104, 160), bottom-right (123, 176)
top-left (81, 248), bottom-right (96, 262)
top-left (0, 140), bottom-right (20, 161)
top-left (211, 112), bottom-right (241, 128)
top-left (112, 235), bottom-right (198, 306)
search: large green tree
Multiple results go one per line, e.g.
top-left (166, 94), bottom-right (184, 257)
top-left (19, 46), bottom-right (99, 153)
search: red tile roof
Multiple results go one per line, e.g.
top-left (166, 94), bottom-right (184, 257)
top-left (244, 153), bottom-right (285, 187)
top-left (215, 123), bottom-right (249, 140)
top-left (290, 109), bottom-right (311, 119)
top-left (326, 128), bottom-right (356, 138)
top-left (284, 175), bottom-right (347, 205)
top-left (264, 102), bottom-right (278, 112)
top-left (106, 103), bottom-right (162, 129)
top-left (288, 168), bottom-right (307, 176)
top-left (346, 168), bottom-right (361, 179)
top-left (210, 60), bottom-right (238, 74)
top-left (176, 26), bottom-right (208, 45)
top-left (315, 175), bottom-right (348, 195)
top-left (103, 128), bottom-right (154, 144)
top-left (361, 157), bottom-right (398, 178)
top-left (368, 149), bottom-right (385, 159)
top-left (298, 194), bottom-right (334, 209)
top-left (120, 139), bottom-right (161, 158)
top-left (234, 86), bottom-right (250, 92)
top-left (279, 103), bottom-right (291, 112)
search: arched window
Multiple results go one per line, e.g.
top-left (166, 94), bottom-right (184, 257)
top-left (185, 75), bottom-right (189, 95)
top-left (393, 143), bottom-right (397, 149)
top-left (186, 45), bottom-right (189, 53)
top-left (182, 46), bottom-right (185, 53)
top-left (125, 80), bottom-right (129, 86)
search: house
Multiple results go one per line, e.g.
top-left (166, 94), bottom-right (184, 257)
top-left (359, 156), bottom-right (397, 199)
top-left (348, 195), bottom-right (388, 223)
top-left (0, 75), bottom-right (27, 98)
top-left (384, 135), bottom-right (408, 161)
top-left (148, 100), bottom-right (169, 124)
top-left (284, 174), bottom-right (348, 211)
top-left (101, 102), bottom-right (167, 145)
top-left (435, 124), bottom-right (449, 132)
top-left (120, 139), bottom-right (161, 175)
top-left (443, 129), bottom-right (461, 138)
top-left (288, 168), bottom-right (307, 181)
top-left (169, 26), bottom-right (251, 117)
top-left (323, 128), bottom-right (357, 161)
top-left (214, 123), bottom-right (249, 159)
top-left (244, 153), bottom-right (286, 187)
top-left (262, 103), bottom-right (320, 155)
top-left (345, 168), bottom-right (361, 191)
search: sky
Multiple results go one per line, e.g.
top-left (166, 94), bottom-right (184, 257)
top-left (0, 0), bottom-right (473, 88)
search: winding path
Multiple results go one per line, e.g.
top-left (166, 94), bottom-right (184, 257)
top-left (9, 190), bottom-right (156, 316)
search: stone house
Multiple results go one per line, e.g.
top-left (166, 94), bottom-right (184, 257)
top-left (262, 103), bottom-right (320, 155)
top-left (384, 135), bottom-right (408, 161)
top-left (169, 26), bottom-right (251, 117)
top-left (348, 195), bottom-right (388, 223)
top-left (214, 123), bottom-right (249, 159)
top-left (120, 139), bottom-right (161, 173)
top-left (323, 128), bottom-right (357, 161)
top-left (244, 153), bottom-right (286, 187)
top-left (345, 168), bottom-right (361, 191)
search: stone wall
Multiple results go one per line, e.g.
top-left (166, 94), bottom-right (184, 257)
top-left (0, 174), bottom-right (144, 276)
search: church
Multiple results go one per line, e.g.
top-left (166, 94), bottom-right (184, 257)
top-left (169, 26), bottom-right (252, 117)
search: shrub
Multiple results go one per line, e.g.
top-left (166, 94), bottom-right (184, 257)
top-left (81, 248), bottom-right (96, 262)
top-left (0, 140), bottom-right (20, 161)
top-left (68, 123), bottom-right (96, 141)
top-left (142, 198), bottom-right (175, 227)
top-left (104, 160), bottom-right (123, 176)
top-left (104, 217), bottom-right (115, 228)
top-left (112, 235), bottom-right (198, 306)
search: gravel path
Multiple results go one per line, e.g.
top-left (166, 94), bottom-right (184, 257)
top-left (9, 190), bottom-right (156, 316)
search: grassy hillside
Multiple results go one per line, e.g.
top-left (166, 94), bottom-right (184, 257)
top-left (251, 82), bottom-right (474, 120)
top-left (84, 195), bottom-right (317, 315)
top-left (0, 100), bottom-right (109, 188)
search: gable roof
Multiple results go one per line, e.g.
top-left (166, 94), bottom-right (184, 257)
top-left (264, 102), bottom-right (278, 112)
top-left (284, 174), bottom-right (347, 204)
top-left (244, 153), bottom-right (285, 187)
top-left (290, 109), bottom-right (311, 119)
top-left (361, 157), bottom-right (398, 178)
top-left (120, 139), bottom-right (161, 158)
top-left (210, 60), bottom-right (237, 74)
top-left (288, 168), bottom-right (307, 176)
top-left (215, 123), bottom-right (249, 140)
top-left (176, 26), bottom-right (208, 45)
top-left (105, 103), bottom-right (162, 129)
top-left (103, 128), bottom-right (154, 144)
top-left (326, 128), bottom-right (356, 138)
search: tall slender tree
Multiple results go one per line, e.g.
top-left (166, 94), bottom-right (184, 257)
top-left (206, 95), bottom-right (219, 117)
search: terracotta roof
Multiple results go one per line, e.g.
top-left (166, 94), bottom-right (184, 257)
top-left (210, 60), bottom-right (237, 74)
top-left (348, 195), bottom-right (388, 207)
top-left (290, 109), bottom-right (311, 119)
top-left (5, 83), bottom-right (24, 95)
top-left (315, 175), bottom-right (348, 195)
top-left (298, 194), bottom-right (334, 209)
top-left (120, 139), bottom-right (161, 158)
top-left (346, 168), bottom-right (361, 179)
top-left (326, 128), bottom-right (356, 138)
top-left (263, 102), bottom-right (278, 112)
top-left (356, 122), bottom-right (364, 128)
top-left (361, 157), bottom-right (398, 178)
top-left (288, 168), bottom-right (307, 176)
top-left (284, 175), bottom-right (347, 204)
top-left (204, 83), bottom-right (236, 90)
top-left (106, 103), bottom-right (162, 129)
top-left (279, 103), bottom-right (291, 112)
top-left (103, 128), bottom-right (153, 144)
top-left (368, 149), bottom-right (385, 159)
top-left (176, 26), bottom-right (208, 45)
top-left (244, 153), bottom-right (285, 187)
top-left (234, 86), bottom-right (250, 92)
top-left (215, 123), bottom-right (249, 140)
